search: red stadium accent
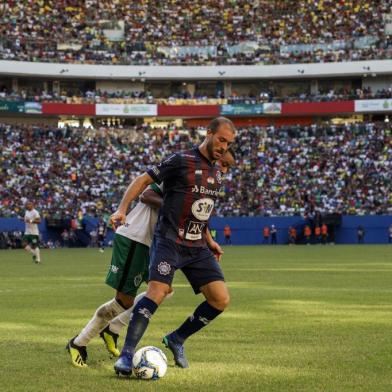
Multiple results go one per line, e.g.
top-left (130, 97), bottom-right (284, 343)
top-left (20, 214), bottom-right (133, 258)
top-left (158, 105), bottom-right (220, 117)
top-left (42, 103), bottom-right (96, 116)
top-left (281, 101), bottom-right (355, 116)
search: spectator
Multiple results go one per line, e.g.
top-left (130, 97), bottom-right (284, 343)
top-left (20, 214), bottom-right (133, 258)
top-left (61, 229), bottom-right (70, 247)
top-left (389, 224), bottom-right (392, 244)
top-left (270, 225), bottom-right (277, 245)
top-left (314, 226), bottom-right (321, 244)
top-left (321, 223), bottom-right (328, 244)
top-left (357, 225), bottom-right (365, 244)
top-left (289, 226), bottom-right (297, 245)
top-left (304, 225), bottom-right (311, 245)
top-left (224, 224), bottom-right (232, 245)
top-left (263, 226), bottom-right (270, 244)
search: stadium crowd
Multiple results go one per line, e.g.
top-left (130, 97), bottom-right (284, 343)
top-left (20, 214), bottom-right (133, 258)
top-left (0, 121), bottom-right (390, 219)
top-left (1, 86), bottom-right (392, 105)
top-left (0, 1), bottom-right (390, 65)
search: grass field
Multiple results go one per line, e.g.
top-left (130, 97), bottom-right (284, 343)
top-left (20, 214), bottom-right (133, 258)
top-left (0, 245), bottom-right (392, 392)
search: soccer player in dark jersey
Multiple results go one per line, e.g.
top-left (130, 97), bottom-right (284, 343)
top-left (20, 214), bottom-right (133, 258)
top-left (110, 117), bottom-right (236, 376)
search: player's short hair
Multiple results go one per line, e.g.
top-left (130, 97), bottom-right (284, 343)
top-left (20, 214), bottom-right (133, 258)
top-left (208, 117), bottom-right (236, 134)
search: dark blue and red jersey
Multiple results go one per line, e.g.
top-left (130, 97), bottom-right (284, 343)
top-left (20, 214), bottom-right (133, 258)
top-left (147, 147), bottom-right (223, 247)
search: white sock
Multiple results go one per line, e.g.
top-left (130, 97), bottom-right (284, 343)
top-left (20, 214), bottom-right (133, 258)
top-left (74, 299), bottom-right (125, 346)
top-left (34, 247), bottom-right (41, 262)
top-left (108, 291), bottom-right (146, 335)
top-left (25, 245), bottom-right (34, 255)
top-left (107, 290), bottom-right (175, 335)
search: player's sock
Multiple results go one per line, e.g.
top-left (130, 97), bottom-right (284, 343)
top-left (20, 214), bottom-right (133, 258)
top-left (108, 291), bottom-right (146, 334)
top-left (121, 296), bottom-right (158, 356)
top-left (74, 299), bottom-right (125, 347)
top-left (171, 301), bottom-right (222, 343)
top-left (34, 247), bottom-right (41, 262)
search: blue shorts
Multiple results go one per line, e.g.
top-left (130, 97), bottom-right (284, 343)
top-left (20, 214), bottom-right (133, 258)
top-left (149, 235), bottom-right (225, 294)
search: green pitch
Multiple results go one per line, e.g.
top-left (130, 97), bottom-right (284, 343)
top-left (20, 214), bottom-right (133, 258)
top-left (0, 245), bottom-right (391, 392)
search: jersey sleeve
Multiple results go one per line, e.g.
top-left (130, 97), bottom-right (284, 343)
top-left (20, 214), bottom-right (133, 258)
top-left (34, 210), bottom-right (40, 219)
top-left (146, 153), bottom-right (181, 184)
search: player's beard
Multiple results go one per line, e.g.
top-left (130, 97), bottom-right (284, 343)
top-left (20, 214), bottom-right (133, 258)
top-left (206, 138), bottom-right (215, 161)
top-left (206, 137), bottom-right (224, 162)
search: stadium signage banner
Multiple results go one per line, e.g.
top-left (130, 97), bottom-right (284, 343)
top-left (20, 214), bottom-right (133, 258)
top-left (354, 99), bottom-right (392, 112)
top-left (96, 104), bottom-right (157, 116)
top-left (0, 101), bottom-right (24, 113)
top-left (263, 102), bottom-right (282, 114)
top-left (24, 102), bottom-right (42, 114)
top-left (220, 104), bottom-right (264, 116)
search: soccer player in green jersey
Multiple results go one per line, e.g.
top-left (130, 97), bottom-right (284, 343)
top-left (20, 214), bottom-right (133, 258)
top-left (23, 201), bottom-right (42, 264)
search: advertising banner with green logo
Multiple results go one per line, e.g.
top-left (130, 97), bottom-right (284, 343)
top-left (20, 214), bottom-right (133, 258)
top-left (220, 104), bottom-right (264, 116)
top-left (96, 104), bottom-right (157, 116)
top-left (0, 101), bottom-right (25, 113)
top-left (354, 99), bottom-right (392, 112)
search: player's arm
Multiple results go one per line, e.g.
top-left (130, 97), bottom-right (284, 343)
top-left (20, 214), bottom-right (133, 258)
top-left (140, 188), bottom-right (163, 209)
top-left (110, 172), bottom-right (154, 227)
top-left (205, 227), bottom-right (224, 262)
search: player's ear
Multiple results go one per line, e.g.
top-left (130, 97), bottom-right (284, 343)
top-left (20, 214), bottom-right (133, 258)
top-left (206, 129), bottom-right (214, 138)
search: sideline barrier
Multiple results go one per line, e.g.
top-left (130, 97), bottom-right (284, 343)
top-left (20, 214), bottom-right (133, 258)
top-left (0, 215), bottom-right (391, 246)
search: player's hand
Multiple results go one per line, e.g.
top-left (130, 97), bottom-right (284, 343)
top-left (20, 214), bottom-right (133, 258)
top-left (110, 210), bottom-right (126, 229)
top-left (209, 241), bottom-right (224, 262)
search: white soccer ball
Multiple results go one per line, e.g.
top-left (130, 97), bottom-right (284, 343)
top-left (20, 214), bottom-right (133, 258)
top-left (132, 346), bottom-right (168, 380)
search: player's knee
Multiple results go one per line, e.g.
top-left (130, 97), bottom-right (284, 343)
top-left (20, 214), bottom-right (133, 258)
top-left (115, 293), bottom-right (134, 309)
top-left (146, 282), bottom-right (170, 305)
top-left (209, 292), bottom-right (230, 311)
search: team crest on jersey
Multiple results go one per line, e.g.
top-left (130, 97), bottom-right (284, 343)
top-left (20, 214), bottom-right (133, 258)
top-left (110, 265), bottom-right (119, 274)
top-left (134, 274), bottom-right (142, 287)
top-left (207, 177), bottom-right (215, 184)
top-left (178, 228), bottom-right (185, 238)
top-left (157, 261), bottom-right (171, 276)
top-left (216, 170), bottom-right (222, 184)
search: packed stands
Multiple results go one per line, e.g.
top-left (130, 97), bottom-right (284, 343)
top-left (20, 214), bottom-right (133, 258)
top-left (1, 121), bottom-right (390, 219)
top-left (1, 86), bottom-right (391, 104)
top-left (0, 1), bottom-right (390, 65)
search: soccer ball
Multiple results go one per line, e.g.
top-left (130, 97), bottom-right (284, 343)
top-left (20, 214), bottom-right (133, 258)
top-left (132, 346), bottom-right (168, 380)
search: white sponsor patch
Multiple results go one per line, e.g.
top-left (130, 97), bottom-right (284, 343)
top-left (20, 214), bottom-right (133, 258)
top-left (185, 221), bottom-right (205, 240)
top-left (191, 198), bottom-right (214, 221)
top-left (207, 177), bottom-right (215, 184)
top-left (195, 170), bottom-right (202, 175)
top-left (157, 261), bottom-right (171, 276)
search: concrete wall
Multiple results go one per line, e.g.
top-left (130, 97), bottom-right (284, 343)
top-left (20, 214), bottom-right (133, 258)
top-left (0, 60), bottom-right (391, 81)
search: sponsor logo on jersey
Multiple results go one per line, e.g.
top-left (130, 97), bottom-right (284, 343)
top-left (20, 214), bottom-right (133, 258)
top-left (134, 274), bottom-right (142, 287)
top-left (207, 176), bottom-right (215, 184)
top-left (191, 185), bottom-right (219, 197)
top-left (191, 198), bottom-right (214, 221)
top-left (157, 261), bottom-right (171, 276)
top-left (185, 221), bottom-right (206, 240)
